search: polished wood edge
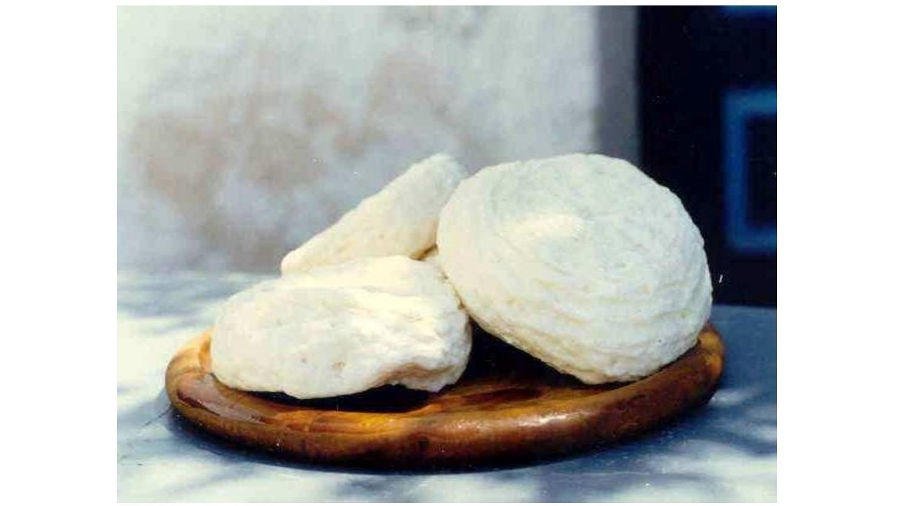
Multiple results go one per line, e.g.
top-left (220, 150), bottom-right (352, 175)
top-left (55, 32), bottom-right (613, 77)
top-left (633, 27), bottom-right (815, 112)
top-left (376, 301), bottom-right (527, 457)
top-left (165, 324), bottom-right (725, 468)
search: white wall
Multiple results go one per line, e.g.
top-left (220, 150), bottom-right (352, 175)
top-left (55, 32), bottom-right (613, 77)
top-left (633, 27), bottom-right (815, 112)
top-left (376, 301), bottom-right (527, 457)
top-left (118, 6), bottom-right (637, 272)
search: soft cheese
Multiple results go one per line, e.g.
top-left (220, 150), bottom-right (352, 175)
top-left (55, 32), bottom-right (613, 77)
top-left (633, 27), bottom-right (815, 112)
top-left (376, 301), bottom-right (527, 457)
top-left (281, 154), bottom-right (467, 274)
top-left (437, 153), bottom-right (712, 383)
top-left (212, 256), bottom-right (472, 399)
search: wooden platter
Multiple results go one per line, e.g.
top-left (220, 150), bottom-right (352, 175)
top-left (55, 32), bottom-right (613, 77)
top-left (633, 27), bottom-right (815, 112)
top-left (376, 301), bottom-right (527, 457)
top-left (166, 324), bottom-right (724, 468)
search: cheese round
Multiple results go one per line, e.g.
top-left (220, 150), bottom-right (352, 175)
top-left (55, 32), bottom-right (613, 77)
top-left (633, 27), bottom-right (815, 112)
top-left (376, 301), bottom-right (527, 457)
top-left (281, 154), bottom-right (467, 274)
top-left (436, 153), bottom-right (712, 383)
top-left (211, 256), bottom-right (471, 399)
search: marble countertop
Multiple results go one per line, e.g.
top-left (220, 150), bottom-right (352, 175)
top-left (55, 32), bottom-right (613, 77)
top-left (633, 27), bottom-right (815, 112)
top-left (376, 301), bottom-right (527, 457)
top-left (117, 271), bottom-right (776, 502)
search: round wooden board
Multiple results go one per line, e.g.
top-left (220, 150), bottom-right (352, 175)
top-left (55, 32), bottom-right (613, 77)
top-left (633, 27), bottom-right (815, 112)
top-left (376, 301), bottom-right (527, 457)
top-left (166, 324), bottom-right (724, 468)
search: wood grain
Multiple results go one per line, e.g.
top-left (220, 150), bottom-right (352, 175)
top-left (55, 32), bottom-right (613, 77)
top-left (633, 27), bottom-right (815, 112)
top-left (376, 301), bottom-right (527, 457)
top-left (165, 324), bottom-right (724, 468)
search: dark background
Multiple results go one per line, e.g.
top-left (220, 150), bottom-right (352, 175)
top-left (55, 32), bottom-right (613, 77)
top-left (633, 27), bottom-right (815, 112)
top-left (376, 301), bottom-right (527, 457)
top-left (638, 6), bottom-right (776, 306)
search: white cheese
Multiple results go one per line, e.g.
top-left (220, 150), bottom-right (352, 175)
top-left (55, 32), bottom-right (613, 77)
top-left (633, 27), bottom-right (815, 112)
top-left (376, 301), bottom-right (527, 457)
top-left (281, 154), bottom-right (467, 274)
top-left (211, 256), bottom-right (471, 399)
top-left (437, 153), bottom-right (712, 383)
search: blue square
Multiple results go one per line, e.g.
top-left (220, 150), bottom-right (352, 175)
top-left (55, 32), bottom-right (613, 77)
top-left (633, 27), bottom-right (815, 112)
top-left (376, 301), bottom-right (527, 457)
top-left (722, 88), bottom-right (777, 254)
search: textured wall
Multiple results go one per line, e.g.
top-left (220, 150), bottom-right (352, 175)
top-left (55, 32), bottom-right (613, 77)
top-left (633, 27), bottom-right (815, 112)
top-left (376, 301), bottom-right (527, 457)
top-left (118, 6), bottom-right (636, 272)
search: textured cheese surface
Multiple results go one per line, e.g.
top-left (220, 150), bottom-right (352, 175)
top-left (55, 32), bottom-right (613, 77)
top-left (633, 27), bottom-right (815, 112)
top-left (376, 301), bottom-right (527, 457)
top-left (211, 256), bottom-right (472, 399)
top-left (437, 153), bottom-right (712, 383)
top-left (281, 154), bottom-right (467, 274)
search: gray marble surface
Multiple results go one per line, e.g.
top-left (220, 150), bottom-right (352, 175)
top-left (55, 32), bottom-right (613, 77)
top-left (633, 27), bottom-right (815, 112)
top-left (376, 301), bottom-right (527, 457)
top-left (117, 271), bottom-right (776, 502)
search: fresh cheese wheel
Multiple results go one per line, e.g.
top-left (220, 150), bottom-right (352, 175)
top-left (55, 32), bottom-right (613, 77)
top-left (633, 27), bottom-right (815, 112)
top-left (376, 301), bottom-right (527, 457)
top-left (211, 256), bottom-right (471, 399)
top-left (281, 154), bottom-right (467, 274)
top-left (437, 153), bottom-right (712, 383)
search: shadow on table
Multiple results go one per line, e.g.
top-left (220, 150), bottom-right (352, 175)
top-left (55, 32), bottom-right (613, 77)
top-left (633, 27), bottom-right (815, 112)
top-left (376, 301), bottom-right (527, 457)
top-left (117, 272), bottom-right (267, 334)
top-left (122, 305), bottom-right (775, 501)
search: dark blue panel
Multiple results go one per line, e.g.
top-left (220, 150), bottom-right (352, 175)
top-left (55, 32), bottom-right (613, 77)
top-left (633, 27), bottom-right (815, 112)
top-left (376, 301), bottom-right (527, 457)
top-left (723, 88), bottom-right (777, 254)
